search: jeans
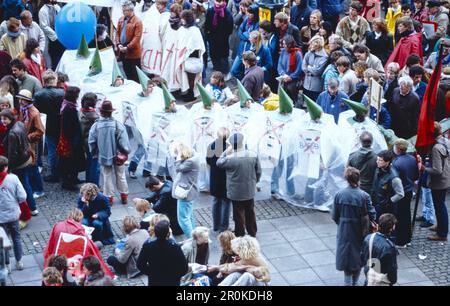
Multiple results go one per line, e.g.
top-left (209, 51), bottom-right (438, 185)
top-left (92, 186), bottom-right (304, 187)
top-left (344, 269), bottom-right (361, 286)
top-left (0, 221), bottom-right (23, 262)
top-left (107, 256), bottom-right (127, 275)
top-left (29, 165), bottom-right (44, 193)
top-left (421, 187), bottom-right (435, 224)
top-left (218, 272), bottom-right (267, 286)
top-left (45, 136), bottom-right (58, 177)
top-left (82, 218), bottom-right (105, 242)
top-left (212, 197), bottom-right (231, 232)
top-left (271, 155), bottom-right (296, 196)
top-left (13, 166), bottom-right (37, 211)
top-left (129, 143), bottom-right (151, 172)
top-left (431, 189), bottom-right (448, 238)
top-left (85, 151), bottom-right (100, 186)
top-left (177, 199), bottom-right (195, 238)
top-left (211, 56), bottom-right (230, 75)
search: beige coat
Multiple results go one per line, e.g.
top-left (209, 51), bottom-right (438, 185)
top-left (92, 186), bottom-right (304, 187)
top-left (0, 33), bottom-right (26, 58)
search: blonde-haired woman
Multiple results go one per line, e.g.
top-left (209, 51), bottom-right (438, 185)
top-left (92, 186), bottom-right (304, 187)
top-left (218, 235), bottom-right (270, 286)
top-left (302, 34), bottom-right (328, 101)
top-left (107, 216), bottom-right (149, 278)
top-left (230, 30), bottom-right (273, 81)
top-left (172, 142), bottom-right (199, 238)
top-left (148, 213), bottom-right (171, 237)
top-left (181, 226), bottom-right (210, 264)
top-left (77, 183), bottom-right (115, 245)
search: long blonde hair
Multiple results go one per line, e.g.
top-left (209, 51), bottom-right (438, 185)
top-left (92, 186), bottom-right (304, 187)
top-left (176, 142), bottom-right (193, 160)
top-left (231, 236), bottom-right (261, 261)
top-left (249, 30), bottom-right (263, 55)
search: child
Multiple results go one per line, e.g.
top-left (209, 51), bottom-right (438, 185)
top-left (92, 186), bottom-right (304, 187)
top-left (42, 267), bottom-right (63, 286)
top-left (46, 255), bottom-right (77, 286)
top-left (134, 198), bottom-right (155, 230)
top-left (260, 84), bottom-right (279, 111)
top-left (205, 71), bottom-right (235, 106)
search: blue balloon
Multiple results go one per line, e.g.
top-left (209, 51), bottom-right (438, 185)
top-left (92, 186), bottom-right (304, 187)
top-left (55, 2), bottom-right (97, 50)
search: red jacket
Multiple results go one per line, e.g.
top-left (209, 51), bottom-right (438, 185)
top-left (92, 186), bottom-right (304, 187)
top-left (385, 32), bottom-right (423, 70)
top-left (43, 219), bottom-right (114, 278)
top-left (22, 55), bottom-right (46, 84)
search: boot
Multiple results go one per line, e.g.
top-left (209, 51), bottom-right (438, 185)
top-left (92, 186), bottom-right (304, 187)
top-left (109, 196), bottom-right (114, 206)
top-left (120, 193), bottom-right (128, 204)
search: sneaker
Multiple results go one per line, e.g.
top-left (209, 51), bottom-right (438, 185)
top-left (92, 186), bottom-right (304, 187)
top-left (31, 209), bottom-right (39, 216)
top-left (16, 261), bottom-right (24, 270)
top-left (129, 170), bottom-right (137, 179)
top-left (271, 192), bottom-right (282, 200)
top-left (33, 191), bottom-right (45, 199)
top-left (19, 220), bottom-right (28, 230)
top-left (224, 72), bottom-right (232, 81)
top-left (420, 221), bottom-right (434, 228)
top-left (395, 244), bottom-right (407, 249)
top-left (427, 234), bottom-right (447, 241)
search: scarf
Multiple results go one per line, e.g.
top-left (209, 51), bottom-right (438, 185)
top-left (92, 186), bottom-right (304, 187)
top-left (247, 15), bottom-right (254, 27)
top-left (7, 30), bottom-right (20, 38)
top-left (60, 99), bottom-right (77, 114)
top-left (31, 53), bottom-right (41, 66)
top-left (0, 171), bottom-right (7, 186)
top-left (169, 16), bottom-right (181, 30)
top-left (20, 103), bottom-right (34, 122)
top-left (399, 29), bottom-right (414, 39)
top-left (287, 48), bottom-right (301, 72)
top-left (81, 107), bottom-right (96, 113)
top-left (213, 2), bottom-right (226, 28)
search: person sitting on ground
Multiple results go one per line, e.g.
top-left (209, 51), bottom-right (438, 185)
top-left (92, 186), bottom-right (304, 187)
top-left (148, 213), bottom-right (173, 239)
top-left (44, 255), bottom-right (77, 286)
top-left (207, 230), bottom-right (237, 286)
top-left (134, 198), bottom-right (155, 230)
top-left (181, 226), bottom-right (211, 265)
top-left (205, 71), bottom-right (236, 106)
top-left (79, 256), bottom-right (115, 286)
top-left (107, 216), bottom-right (149, 278)
top-left (42, 267), bottom-right (63, 286)
top-left (77, 183), bottom-right (115, 245)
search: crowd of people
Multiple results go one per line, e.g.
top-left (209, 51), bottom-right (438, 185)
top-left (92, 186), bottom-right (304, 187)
top-left (0, 0), bottom-right (449, 287)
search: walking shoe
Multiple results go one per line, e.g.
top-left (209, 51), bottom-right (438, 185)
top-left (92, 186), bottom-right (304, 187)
top-left (427, 234), bottom-right (447, 241)
top-left (16, 261), bottom-right (24, 270)
top-left (429, 225), bottom-right (438, 232)
top-left (129, 170), bottom-right (137, 179)
top-left (33, 191), bottom-right (45, 199)
top-left (31, 209), bottom-right (39, 216)
top-left (224, 72), bottom-right (232, 81)
top-left (109, 197), bottom-right (114, 205)
top-left (420, 221), bottom-right (434, 228)
top-left (19, 220), bottom-right (28, 230)
top-left (43, 175), bottom-right (59, 183)
top-left (271, 192), bottom-right (282, 200)
top-left (120, 193), bottom-right (128, 204)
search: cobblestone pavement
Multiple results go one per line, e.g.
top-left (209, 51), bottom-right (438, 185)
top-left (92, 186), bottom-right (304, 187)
top-left (4, 166), bottom-right (449, 286)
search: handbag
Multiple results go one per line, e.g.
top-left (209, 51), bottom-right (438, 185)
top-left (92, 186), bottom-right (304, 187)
top-left (184, 57), bottom-right (203, 74)
top-left (174, 182), bottom-right (193, 199)
top-left (367, 233), bottom-right (391, 286)
top-left (114, 121), bottom-right (128, 166)
top-left (56, 119), bottom-right (71, 157)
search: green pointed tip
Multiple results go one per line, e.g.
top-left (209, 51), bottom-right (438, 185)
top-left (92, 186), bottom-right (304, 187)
top-left (237, 79), bottom-right (253, 107)
top-left (162, 84), bottom-right (176, 109)
top-left (342, 98), bottom-right (368, 117)
top-left (136, 66), bottom-right (150, 92)
top-left (277, 86), bottom-right (293, 114)
top-left (77, 34), bottom-right (90, 58)
top-left (88, 47), bottom-right (102, 76)
top-left (196, 82), bottom-right (213, 108)
top-left (303, 94), bottom-right (323, 120)
top-left (111, 57), bottom-right (124, 86)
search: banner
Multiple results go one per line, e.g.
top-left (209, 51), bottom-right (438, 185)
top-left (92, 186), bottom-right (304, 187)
top-left (297, 129), bottom-right (321, 179)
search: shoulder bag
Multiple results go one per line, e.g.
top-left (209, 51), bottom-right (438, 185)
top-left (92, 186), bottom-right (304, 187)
top-left (114, 120), bottom-right (128, 166)
top-left (367, 233), bottom-right (391, 286)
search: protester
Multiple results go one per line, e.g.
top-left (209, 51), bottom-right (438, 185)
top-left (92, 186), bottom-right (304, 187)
top-left (45, 255), bottom-right (77, 286)
top-left (42, 267), bottom-right (63, 286)
top-left (291, 0), bottom-right (313, 30)
top-left (302, 35), bottom-right (328, 100)
top-left (316, 78), bottom-right (349, 124)
top-left (277, 34), bottom-right (302, 104)
top-left (241, 51), bottom-right (264, 101)
top-left (134, 198), bottom-right (155, 230)
top-left (107, 216), bottom-right (149, 278)
top-left (352, 44), bottom-right (385, 81)
top-left (80, 256), bottom-right (115, 286)
top-left (300, 9), bottom-right (322, 55)
top-left (335, 1), bottom-right (370, 48)
top-left (137, 219), bottom-right (189, 286)
top-left (181, 226), bottom-right (210, 264)
top-left (21, 38), bottom-right (46, 84)
top-left (384, 62), bottom-right (400, 104)
top-left (38, 0), bottom-right (64, 70)
top-left (0, 17), bottom-right (26, 58)
top-left (336, 55), bottom-right (358, 96)
top-left (365, 18), bottom-right (394, 65)
top-left (217, 133), bottom-right (261, 237)
top-left (88, 24), bottom-right (114, 50)
top-left (205, 71), bottom-right (236, 106)
top-left (19, 10), bottom-right (45, 53)
top-left (322, 50), bottom-right (343, 91)
top-left (273, 12), bottom-right (301, 50)
top-left (80, 93), bottom-right (99, 185)
top-left (10, 58), bottom-right (42, 95)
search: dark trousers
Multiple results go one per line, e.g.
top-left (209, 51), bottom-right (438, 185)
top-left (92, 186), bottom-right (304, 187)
top-left (107, 256), bottom-right (127, 275)
top-left (232, 199), bottom-right (257, 237)
top-left (302, 89), bottom-right (320, 103)
top-left (282, 80), bottom-right (299, 105)
top-left (375, 203), bottom-right (394, 221)
top-left (394, 191), bottom-right (412, 245)
top-left (48, 39), bottom-right (65, 70)
top-left (432, 189), bottom-right (448, 238)
top-left (211, 56), bottom-right (229, 75)
top-left (122, 58), bottom-right (141, 83)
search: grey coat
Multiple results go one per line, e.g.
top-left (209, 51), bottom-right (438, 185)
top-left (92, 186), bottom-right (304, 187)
top-left (366, 54), bottom-right (385, 81)
top-left (216, 148), bottom-right (261, 201)
top-left (181, 238), bottom-right (211, 264)
top-left (172, 157), bottom-right (200, 201)
top-left (0, 174), bottom-right (27, 224)
top-left (116, 229), bottom-right (150, 278)
top-left (425, 137), bottom-right (450, 190)
top-left (88, 117), bottom-right (130, 166)
top-left (332, 185), bottom-right (376, 272)
top-left (302, 49), bottom-right (328, 92)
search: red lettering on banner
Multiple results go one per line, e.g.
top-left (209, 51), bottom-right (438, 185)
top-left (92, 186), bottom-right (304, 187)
top-left (161, 43), bottom-right (175, 73)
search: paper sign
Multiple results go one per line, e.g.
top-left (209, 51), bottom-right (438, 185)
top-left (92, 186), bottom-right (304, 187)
top-left (259, 8), bottom-right (271, 23)
top-left (297, 129), bottom-right (321, 179)
top-left (370, 78), bottom-right (383, 110)
top-left (422, 21), bottom-right (438, 39)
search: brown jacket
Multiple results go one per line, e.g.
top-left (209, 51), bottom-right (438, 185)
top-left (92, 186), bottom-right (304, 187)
top-left (115, 14), bottom-right (143, 60)
top-left (18, 105), bottom-right (45, 163)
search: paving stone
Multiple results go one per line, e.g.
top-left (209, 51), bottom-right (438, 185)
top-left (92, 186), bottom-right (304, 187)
top-left (256, 220), bottom-right (278, 233)
top-left (302, 250), bottom-right (336, 267)
top-left (268, 273), bottom-right (289, 286)
top-left (262, 243), bottom-right (297, 259)
top-left (257, 231), bottom-right (288, 246)
top-left (10, 267), bottom-right (42, 284)
top-left (397, 267), bottom-right (431, 285)
top-left (309, 224), bottom-right (337, 238)
top-left (320, 236), bottom-right (337, 251)
top-left (311, 264), bottom-right (342, 281)
top-left (280, 227), bottom-right (317, 242)
top-left (299, 212), bottom-right (334, 227)
top-left (282, 268), bottom-right (321, 285)
top-left (269, 216), bottom-right (306, 230)
top-left (269, 255), bottom-right (309, 272)
top-left (290, 238), bottom-right (328, 255)
top-left (400, 281), bottom-right (435, 286)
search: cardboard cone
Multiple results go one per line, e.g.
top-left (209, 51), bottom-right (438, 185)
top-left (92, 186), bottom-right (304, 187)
top-left (303, 94), bottom-right (323, 120)
top-left (77, 34), bottom-right (90, 58)
top-left (196, 82), bottom-right (213, 108)
top-left (237, 79), bottom-right (253, 107)
top-left (343, 98), bottom-right (368, 117)
top-left (88, 47), bottom-right (102, 76)
top-left (136, 66), bottom-right (150, 92)
top-left (111, 57), bottom-right (124, 86)
top-left (162, 84), bottom-right (176, 109)
top-left (278, 86), bottom-right (293, 114)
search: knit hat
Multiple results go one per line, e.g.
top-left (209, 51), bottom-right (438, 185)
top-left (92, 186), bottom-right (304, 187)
top-left (237, 79), bottom-right (253, 107)
top-left (278, 86), bottom-right (293, 114)
top-left (88, 47), bottom-right (102, 76)
top-left (77, 34), bottom-right (90, 58)
top-left (111, 57), bottom-right (124, 86)
top-left (136, 66), bottom-right (150, 93)
top-left (303, 94), bottom-right (323, 120)
top-left (196, 82), bottom-right (214, 108)
top-left (343, 98), bottom-right (368, 117)
top-left (162, 84), bottom-right (176, 109)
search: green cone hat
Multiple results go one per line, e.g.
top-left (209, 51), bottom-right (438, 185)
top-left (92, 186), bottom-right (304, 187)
top-left (277, 86), bottom-right (293, 114)
top-left (343, 98), bottom-right (368, 117)
top-left (77, 34), bottom-right (90, 58)
top-left (237, 79), bottom-right (253, 107)
top-left (111, 57), bottom-right (124, 85)
top-left (196, 82), bottom-right (213, 108)
top-left (303, 94), bottom-right (323, 120)
top-left (88, 47), bottom-right (102, 76)
top-left (136, 66), bottom-right (150, 92)
top-left (162, 84), bottom-right (176, 109)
